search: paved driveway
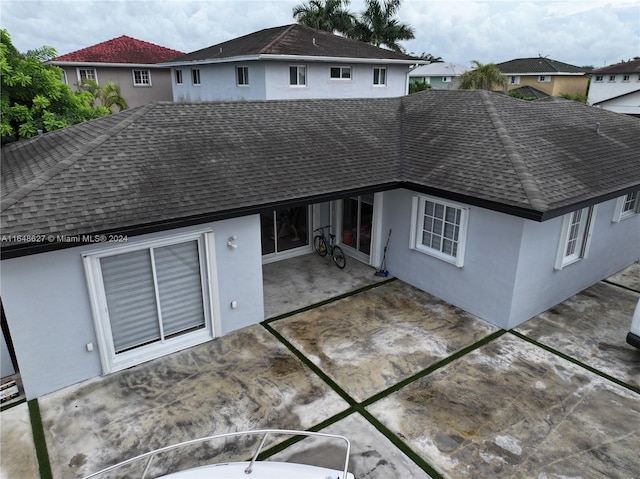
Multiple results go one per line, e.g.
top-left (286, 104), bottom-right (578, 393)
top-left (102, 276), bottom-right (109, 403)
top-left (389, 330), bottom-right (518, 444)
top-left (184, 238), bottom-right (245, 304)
top-left (2, 261), bottom-right (639, 479)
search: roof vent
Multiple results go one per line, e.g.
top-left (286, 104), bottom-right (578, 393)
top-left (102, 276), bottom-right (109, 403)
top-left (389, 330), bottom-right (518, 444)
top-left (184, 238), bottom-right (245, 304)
top-left (312, 38), bottom-right (316, 45)
top-left (37, 129), bottom-right (43, 138)
top-left (219, 47), bottom-right (223, 53)
top-left (595, 122), bottom-right (601, 133)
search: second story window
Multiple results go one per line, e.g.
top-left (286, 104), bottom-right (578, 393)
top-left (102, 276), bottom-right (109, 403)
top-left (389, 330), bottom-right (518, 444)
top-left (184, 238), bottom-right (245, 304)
top-left (175, 69), bottom-right (183, 85)
top-left (78, 68), bottom-right (97, 84)
top-left (509, 75), bottom-right (520, 85)
top-left (538, 75), bottom-right (550, 82)
top-left (289, 65), bottom-right (306, 86)
top-left (133, 69), bottom-right (151, 86)
top-left (608, 75), bottom-right (616, 82)
top-left (594, 75), bottom-right (604, 82)
top-left (236, 66), bottom-right (249, 86)
top-left (330, 66), bottom-right (351, 79)
top-left (373, 67), bottom-right (386, 85)
top-left (192, 69), bottom-right (201, 86)
top-left (623, 74), bottom-right (631, 82)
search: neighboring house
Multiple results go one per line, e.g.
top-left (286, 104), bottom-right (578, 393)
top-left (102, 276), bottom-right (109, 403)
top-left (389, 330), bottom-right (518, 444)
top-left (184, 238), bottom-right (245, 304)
top-left (49, 35), bottom-right (183, 108)
top-left (161, 24), bottom-right (421, 101)
top-left (409, 62), bottom-right (469, 89)
top-left (587, 58), bottom-right (640, 117)
top-left (1, 91), bottom-right (639, 399)
top-left (496, 57), bottom-right (589, 96)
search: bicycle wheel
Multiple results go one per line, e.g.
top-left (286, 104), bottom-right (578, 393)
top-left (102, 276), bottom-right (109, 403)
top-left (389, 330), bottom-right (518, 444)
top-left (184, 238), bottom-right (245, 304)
top-left (332, 246), bottom-right (346, 269)
top-left (314, 235), bottom-right (328, 256)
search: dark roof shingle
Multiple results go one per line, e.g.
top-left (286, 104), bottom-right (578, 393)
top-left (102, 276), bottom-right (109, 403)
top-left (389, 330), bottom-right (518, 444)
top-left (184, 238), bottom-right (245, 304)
top-left (166, 24), bottom-right (417, 64)
top-left (2, 91), bottom-right (639, 256)
top-left (496, 57), bottom-right (588, 74)
top-left (591, 59), bottom-right (640, 75)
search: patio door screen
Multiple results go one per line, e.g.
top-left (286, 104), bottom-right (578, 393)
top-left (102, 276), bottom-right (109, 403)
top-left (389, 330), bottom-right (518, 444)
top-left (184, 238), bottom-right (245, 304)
top-left (84, 232), bottom-right (215, 373)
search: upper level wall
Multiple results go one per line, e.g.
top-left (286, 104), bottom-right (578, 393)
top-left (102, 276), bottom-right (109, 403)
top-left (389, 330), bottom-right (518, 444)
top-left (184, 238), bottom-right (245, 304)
top-left (505, 75), bottom-right (588, 96)
top-left (0, 215), bottom-right (264, 399)
top-left (171, 60), bottom-right (410, 102)
top-left (61, 66), bottom-right (174, 108)
top-left (588, 73), bottom-right (640, 105)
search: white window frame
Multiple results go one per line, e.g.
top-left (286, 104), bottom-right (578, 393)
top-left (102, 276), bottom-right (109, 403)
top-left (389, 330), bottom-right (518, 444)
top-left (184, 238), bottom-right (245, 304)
top-left (442, 76), bottom-right (451, 83)
top-left (77, 67), bottom-right (97, 84)
top-left (594, 75), bottom-right (604, 82)
top-left (175, 69), bottom-right (183, 85)
top-left (330, 66), bottom-right (351, 80)
top-left (555, 206), bottom-right (597, 270)
top-left (60, 69), bottom-right (68, 85)
top-left (608, 75), bottom-right (616, 82)
top-left (410, 195), bottom-right (469, 267)
top-left (83, 231), bottom-right (218, 374)
top-left (622, 74), bottom-right (631, 82)
top-left (132, 69), bottom-right (151, 87)
top-left (192, 68), bottom-right (201, 86)
top-left (613, 191), bottom-right (640, 222)
top-left (236, 65), bottom-right (249, 86)
top-left (289, 65), bottom-right (307, 86)
top-left (538, 75), bottom-right (550, 83)
top-left (373, 67), bottom-right (386, 86)
top-left (509, 75), bottom-right (520, 85)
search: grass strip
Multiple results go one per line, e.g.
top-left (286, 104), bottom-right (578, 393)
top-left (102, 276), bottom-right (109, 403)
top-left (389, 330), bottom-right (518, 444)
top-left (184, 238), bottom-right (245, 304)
top-left (360, 329), bottom-right (507, 408)
top-left (28, 399), bottom-right (53, 479)
top-left (509, 330), bottom-right (640, 395)
top-left (263, 277), bottom-right (397, 324)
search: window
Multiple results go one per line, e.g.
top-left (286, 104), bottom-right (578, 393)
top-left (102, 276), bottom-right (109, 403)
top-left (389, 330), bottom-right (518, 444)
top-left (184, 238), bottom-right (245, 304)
top-left (78, 68), bottom-right (97, 84)
top-left (555, 206), bottom-right (596, 270)
top-left (192, 68), bottom-right (201, 85)
top-left (83, 232), bottom-right (215, 373)
top-left (175, 69), bottom-right (183, 85)
top-left (442, 76), bottom-right (451, 83)
top-left (411, 196), bottom-right (469, 267)
top-left (132, 69), bottom-right (151, 86)
top-left (236, 66), bottom-right (249, 86)
top-left (613, 191), bottom-right (640, 222)
top-left (623, 74), bottom-right (631, 82)
top-left (330, 66), bottom-right (351, 79)
top-left (61, 70), bottom-right (68, 85)
top-left (538, 75), bottom-right (550, 82)
top-left (594, 75), bottom-right (604, 82)
top-left (608, 75), bottom-right (616, 82)
top-left (289, 65), bottom-right (306, 86)
top-left (509, 75), bottom-right (520, 85)
top-left (373, 67), bottom-right (386, 86)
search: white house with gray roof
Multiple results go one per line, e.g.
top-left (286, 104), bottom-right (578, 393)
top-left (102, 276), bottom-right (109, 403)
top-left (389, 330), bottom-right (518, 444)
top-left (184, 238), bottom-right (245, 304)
top-left (409, 62), bottom-right (469, 89)
top-left (161, 24), bottom-right (421, 101)
top-left (587, 58), bottom-right (640, 117)
top-left (1, 91), bottom-right (639, 399)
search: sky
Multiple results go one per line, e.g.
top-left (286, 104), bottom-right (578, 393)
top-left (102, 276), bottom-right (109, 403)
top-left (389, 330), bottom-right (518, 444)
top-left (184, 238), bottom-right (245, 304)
top-left (1, 0), bottom-right (638, 68)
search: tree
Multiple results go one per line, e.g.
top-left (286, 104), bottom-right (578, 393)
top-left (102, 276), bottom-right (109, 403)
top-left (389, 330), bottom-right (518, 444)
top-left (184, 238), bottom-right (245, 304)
top-left (292, 0), bottom-right (354, 34)
top-left (1, 29), bottom-right (110, 144)
top-left (414, 52), bottom-right (444, 63)
top-left (458, 60), bottom-right (507, 92)
top-left (409, 80), bottom-right (431, 94)
top-left (348, 0), bottom-right (415, 53)
top-left (80, 79), bottom-right (129, 112)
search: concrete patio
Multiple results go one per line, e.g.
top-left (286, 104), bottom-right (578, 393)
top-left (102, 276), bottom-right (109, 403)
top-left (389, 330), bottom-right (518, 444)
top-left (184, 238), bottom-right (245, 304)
top-left (1, 255), bottom-right (638, 479)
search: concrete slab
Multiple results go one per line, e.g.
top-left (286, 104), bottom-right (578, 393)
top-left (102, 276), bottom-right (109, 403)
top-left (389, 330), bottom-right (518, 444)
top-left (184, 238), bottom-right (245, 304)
top-left (271, 280), bottom-right (499, 402)
top-left (38, 325), bottom-right (349, 478)
top-left (606, 261), bottom-right (640, 291)
top-left (263, 252), bottom-right (388, 319)
top-left (516, 281), bottom-right (640, 389)
top-left (0, 402), bottom-right (39, 479)
top-left (368, 333), bottom-right (640, 478)
top-left (271, 413), bottom-right (433, 478)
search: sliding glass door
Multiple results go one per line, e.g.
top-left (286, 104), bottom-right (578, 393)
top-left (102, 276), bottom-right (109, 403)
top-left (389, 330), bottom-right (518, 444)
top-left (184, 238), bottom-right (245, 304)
top-left (261, 206), bottom-right (309, 257)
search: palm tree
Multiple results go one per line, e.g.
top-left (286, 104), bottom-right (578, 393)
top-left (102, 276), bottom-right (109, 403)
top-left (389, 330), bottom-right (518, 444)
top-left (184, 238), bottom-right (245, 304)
top-left (458, 60), bottom-right (507, 92)
top-left (292, 0), bottom-right (354, 34)
top-left (348, 0), bottom-right (415, 53)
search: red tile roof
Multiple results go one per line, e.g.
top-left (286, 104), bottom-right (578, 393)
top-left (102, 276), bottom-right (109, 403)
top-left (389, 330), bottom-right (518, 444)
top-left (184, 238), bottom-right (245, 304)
top-left (54, 35), bottom-right (183, 64)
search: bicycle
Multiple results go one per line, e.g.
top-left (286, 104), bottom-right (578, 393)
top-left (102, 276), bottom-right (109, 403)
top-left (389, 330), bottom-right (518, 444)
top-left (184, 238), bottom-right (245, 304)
top-left (313, 225), bottom-right (346, 269)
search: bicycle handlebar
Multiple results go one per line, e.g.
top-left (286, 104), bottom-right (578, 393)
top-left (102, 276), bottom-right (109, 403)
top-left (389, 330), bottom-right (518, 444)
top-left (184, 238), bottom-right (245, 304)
top-left (313, 225), bottom-right (332, 232)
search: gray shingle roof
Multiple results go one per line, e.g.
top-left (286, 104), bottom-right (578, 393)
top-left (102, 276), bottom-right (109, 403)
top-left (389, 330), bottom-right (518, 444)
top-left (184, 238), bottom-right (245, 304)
top-left (591, 59), bottom-right (640, 75)
top-left (496, 57), bottom-right (588, 74)
top-left (164, 24), bottom-right (417, 64)
top-left (2, 91), bottom-right (640, 257)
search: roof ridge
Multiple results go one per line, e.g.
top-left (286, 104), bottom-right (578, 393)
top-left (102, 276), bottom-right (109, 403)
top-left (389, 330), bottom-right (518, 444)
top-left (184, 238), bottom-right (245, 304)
top-left (1, 103), bottom-right (156, 212)
top-left (479, 91), bottom-right (548, 210)
top-left (260, 24), bottom-right (297, 54)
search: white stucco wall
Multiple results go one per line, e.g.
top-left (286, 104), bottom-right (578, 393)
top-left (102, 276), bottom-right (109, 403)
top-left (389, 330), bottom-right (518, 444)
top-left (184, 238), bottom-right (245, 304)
top-left (172, 60), bottom-right (410, 102)
top-left (380, 189), bottom-right (640, 330)
top-left (587, 74), bottom-right (640, 105)
top-left (0, 215), bottom-right (264, 399)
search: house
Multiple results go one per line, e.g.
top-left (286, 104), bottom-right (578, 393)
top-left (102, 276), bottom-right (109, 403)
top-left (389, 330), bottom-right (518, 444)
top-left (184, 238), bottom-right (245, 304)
top-left (161, 24), bottom-right (421, 101)
top-left (48, 35), bottom-right (184, 108)
top-left (1, 91), bottom-right (639, 400)
top-left (587, 58), bottom-right (640, 117)
top-left (409, 62), bottom-right (469, 90)
top-left (496, 57), bottom-right (589, 97)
